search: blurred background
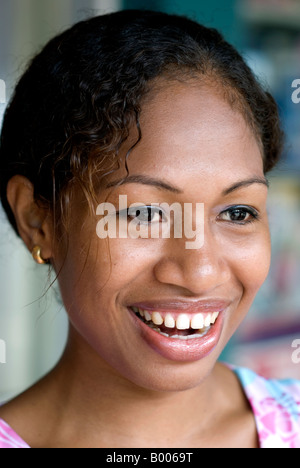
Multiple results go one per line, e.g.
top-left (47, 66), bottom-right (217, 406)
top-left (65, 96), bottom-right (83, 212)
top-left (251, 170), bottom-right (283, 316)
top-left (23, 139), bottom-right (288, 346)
top-left (0, 0), bottom-right (300, 403)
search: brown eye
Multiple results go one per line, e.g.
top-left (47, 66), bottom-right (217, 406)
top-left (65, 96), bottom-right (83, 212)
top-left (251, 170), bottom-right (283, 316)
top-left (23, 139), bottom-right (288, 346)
top-left (218, 206), bottom-right (259, 224)
top-left (127, 206), bottom-right (166, 225)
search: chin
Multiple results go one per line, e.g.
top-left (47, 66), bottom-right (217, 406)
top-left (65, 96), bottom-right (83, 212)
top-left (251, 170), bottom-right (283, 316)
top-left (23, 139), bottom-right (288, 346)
top-left (117, 351), bottom-right (219, 394)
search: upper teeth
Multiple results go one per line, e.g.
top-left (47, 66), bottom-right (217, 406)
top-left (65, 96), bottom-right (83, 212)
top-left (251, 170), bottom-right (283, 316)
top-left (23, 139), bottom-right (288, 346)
top-left (132, 307), bottom-right (219, 330)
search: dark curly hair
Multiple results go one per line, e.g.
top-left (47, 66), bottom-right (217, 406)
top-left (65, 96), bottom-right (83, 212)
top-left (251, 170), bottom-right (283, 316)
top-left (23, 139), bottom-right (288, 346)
top-left (0, 9), bottom-right (284, 236)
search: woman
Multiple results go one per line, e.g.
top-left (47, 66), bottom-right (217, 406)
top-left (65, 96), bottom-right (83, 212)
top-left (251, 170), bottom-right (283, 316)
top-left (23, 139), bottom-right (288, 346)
top-left (0, 10), bottom-right (299, 448)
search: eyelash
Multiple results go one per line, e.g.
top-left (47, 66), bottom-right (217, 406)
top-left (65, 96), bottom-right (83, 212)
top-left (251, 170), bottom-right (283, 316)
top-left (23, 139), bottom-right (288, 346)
top-left (116, 205), bottom-right (260, 226)
top-left (218, 205), bottom-right (260, 225)
top-left (117, 206), bottom-right (167, 225)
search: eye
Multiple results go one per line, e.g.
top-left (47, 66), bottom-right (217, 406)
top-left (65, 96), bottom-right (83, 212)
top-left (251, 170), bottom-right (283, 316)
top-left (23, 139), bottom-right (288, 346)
top-left (218, 205), bottom-right (259, 224)
top-left (126, 206), bottom-right (167, 225)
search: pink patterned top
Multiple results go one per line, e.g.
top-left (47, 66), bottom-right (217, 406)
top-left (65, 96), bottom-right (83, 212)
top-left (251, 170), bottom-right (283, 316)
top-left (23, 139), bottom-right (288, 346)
top-left (0, 366), bottom-right (299, 448)
top-left (233, 367), bottom-right (300, 448)
top-left (0, 419), bottom-right (29, 449)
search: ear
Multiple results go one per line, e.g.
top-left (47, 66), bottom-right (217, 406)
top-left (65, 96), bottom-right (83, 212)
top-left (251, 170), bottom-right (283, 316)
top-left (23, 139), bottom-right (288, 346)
top-left (6, 175), bottom-right (54, 262)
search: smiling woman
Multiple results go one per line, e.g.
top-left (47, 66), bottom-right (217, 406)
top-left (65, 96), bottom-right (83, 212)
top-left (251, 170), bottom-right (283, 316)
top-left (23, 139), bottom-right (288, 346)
top-left (0, 10), bottom-right (299, 449)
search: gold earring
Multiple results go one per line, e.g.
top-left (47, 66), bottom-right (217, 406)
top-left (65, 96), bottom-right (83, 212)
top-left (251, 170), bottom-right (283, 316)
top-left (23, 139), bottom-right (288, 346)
top-left (32, 246), bottom-right (47, 265)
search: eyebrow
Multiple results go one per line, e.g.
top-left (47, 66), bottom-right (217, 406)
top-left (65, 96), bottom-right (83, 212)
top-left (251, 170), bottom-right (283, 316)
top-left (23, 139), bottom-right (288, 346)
top-left (222, 177), bottom-right (269, 196)
top-left (105, 175), bottom-right (183, 194)
top-left (105, 174), bottom-right (269, 195)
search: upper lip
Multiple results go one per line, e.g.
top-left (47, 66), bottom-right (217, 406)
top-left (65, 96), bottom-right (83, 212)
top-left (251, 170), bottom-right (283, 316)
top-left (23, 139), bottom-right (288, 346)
top-left (129, 299), bottom-right (231, 313)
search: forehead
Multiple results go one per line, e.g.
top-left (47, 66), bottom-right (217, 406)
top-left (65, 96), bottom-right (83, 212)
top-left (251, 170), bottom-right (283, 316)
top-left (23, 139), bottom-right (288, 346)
top-left (122, 81), bottom-right (264, 186)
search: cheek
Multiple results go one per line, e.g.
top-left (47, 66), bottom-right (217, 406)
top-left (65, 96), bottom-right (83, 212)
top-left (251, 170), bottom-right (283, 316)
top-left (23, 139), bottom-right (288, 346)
top-left (55, 233), bottom-right (158, 325)
top-left (236, 232), bottom-right (271, 296)
top-left (217, 227), bottom-right (271, 346)
top-left (224, 227), bottom-right (271, 331)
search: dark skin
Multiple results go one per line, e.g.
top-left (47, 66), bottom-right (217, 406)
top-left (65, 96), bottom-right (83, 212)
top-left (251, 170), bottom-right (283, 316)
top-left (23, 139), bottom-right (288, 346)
top-left (0, 82), bottom-right (270, 447)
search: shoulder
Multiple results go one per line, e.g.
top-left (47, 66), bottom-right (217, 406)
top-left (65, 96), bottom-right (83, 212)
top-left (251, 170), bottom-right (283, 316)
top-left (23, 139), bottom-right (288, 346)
top-left (0, 417), bottom-right (30, 448)
top-left (0, 370), bottom-right (59, 448)
top-left (232, 366), bottom-right (300, 448)
top-left (0, 395), bottom-right (34, 449)
top-left (233, 366), bottom-right (300, 404)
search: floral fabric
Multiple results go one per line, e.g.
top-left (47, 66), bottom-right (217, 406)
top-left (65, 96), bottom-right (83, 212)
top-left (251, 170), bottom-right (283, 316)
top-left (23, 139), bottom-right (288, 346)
top-left (0, 419), bottom-right (30, 449)
top-left (233, 367), bottom-right (300, 448)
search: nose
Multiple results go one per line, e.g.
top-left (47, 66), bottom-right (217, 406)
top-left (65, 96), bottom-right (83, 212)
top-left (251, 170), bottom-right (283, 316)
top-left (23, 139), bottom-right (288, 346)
top-left (153, 228), bottom-right (231, 295)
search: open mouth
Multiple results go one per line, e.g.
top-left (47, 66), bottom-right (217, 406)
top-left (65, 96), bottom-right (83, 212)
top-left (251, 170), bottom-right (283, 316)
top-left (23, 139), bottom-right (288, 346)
top-left (131, 307), bottom-right (219, 340)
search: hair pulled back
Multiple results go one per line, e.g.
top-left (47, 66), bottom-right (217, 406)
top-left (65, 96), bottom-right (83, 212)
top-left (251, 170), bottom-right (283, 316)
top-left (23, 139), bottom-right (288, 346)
top-left (0, 10), bottom-right (283, 235)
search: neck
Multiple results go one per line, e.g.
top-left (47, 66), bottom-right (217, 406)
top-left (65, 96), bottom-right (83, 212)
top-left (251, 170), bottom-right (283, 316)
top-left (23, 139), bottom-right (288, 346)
top-left (46, 326), bottom-right (225, 447)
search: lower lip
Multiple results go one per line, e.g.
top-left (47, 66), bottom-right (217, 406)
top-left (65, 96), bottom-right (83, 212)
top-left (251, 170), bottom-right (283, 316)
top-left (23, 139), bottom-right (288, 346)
top-left (128, 308), bottom-right (225, 363)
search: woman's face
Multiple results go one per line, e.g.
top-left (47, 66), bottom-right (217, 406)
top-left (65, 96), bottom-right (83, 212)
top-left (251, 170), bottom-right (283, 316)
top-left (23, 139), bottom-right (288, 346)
top-left (54, 82), bottom-right (271, 391)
